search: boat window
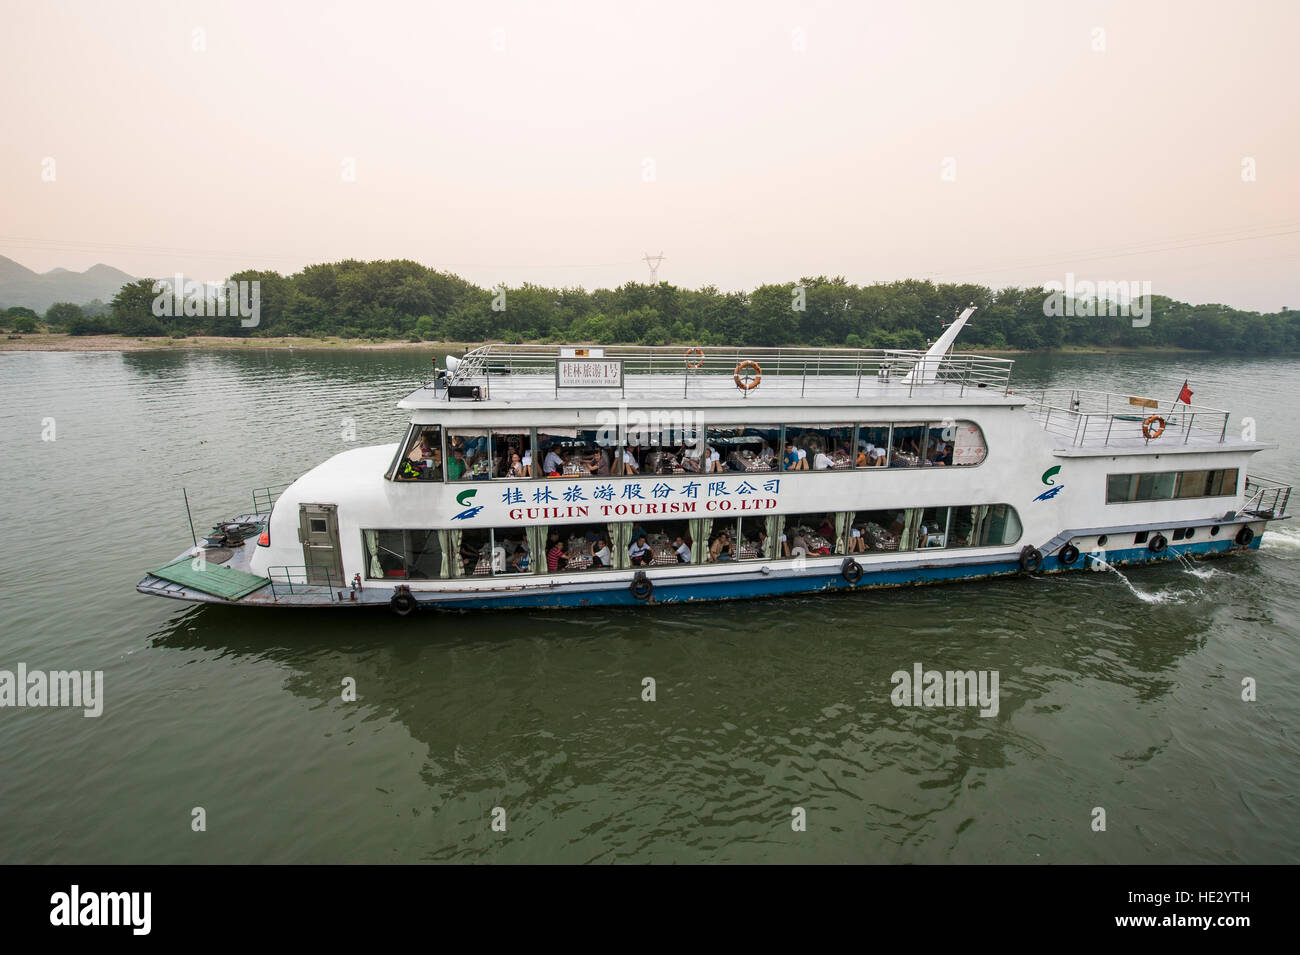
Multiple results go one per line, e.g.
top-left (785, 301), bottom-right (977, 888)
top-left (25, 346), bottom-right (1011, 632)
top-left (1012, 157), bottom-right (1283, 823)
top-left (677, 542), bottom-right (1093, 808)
top-left (913, 507), bottom-right (952, 548)
top-left (889, 423), bottom-right (926, 468)
top-left (949, 421), bottom-right (988, 466)
top-left (361, 529), bottom-right (446, 579)
top-left (490, 430), bottom-right (533, 480)
top-left (855, 425), bottom-right (891, 467)
top-left (784, 424), bottom-right (854, 471)
top-left (394, 425), bottom-right (444, 482)
top-left (627, 518), bottom-right (693, 566)
top-left (447, 429), bottom-right (492, 481)
top-left (779, 512), bottom-right (843, 557)
top-left (544, 524), bottom-right (619, 572)
top-left (737, 516), bottom-right (775, 560)
top-left (537, 428), bottom-right (622, 479)
top-left (975, 504), bottom-right (1022, 545)
top-left (626, 415), bottom-right (704, 476)
top-left (706, 426), bottom-right (780, 474)
top-left (848, 509), bottom-right (908, 552)
top-left (1107, 468), bottom-right (1238, 503)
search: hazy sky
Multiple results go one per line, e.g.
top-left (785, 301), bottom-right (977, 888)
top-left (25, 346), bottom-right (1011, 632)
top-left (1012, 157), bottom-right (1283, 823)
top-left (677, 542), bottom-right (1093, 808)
top-left (2, 0), bottom-right (1297, 310)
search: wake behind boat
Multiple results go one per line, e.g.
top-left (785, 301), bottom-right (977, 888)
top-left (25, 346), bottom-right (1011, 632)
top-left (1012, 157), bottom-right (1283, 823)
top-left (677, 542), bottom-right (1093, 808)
top-left (137, 310), bottom-right (1292, 612)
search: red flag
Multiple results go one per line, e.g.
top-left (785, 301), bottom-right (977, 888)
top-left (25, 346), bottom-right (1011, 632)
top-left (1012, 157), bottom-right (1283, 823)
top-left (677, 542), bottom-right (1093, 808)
top-left (1177, 380), bottom-right (1193, 405)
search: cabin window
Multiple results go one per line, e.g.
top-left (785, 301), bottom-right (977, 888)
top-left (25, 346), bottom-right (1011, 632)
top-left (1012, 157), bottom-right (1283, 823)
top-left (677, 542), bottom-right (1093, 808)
top-left (849, 509), bottom-right (909, 552)
top-left (856, 425), bottom-right (891, 467)
top-left (362, 529), bottom-right (446, 579)
top-left (490, 430), bottom-right (533, 480)
top-left (543, 524), bottom-right (621, 571)
top-left (913, 507), bottom-right (951, 548)
top-left (625, 518), bottom-right (693, 566)
top-left (536, 428), bottom-right (624, 478)
top-left (625, 418), bottom-right (703, 476)
top-left (705, 426), bottom-right (780, 474)
top-left (393, 425), bottom-right (444, 482)
top-left (737, 516), bottom-right (775, 560)
top-left (948, 421), bottom-right (988, 466)
top-left (779, 512), bottom-right (843, 557)
top-left (889, 423), bottom-right (927, 467)
top-left (1107, 468), bottom-right (1239, 503)
top-left (783, 423), bottom-right (854, 471)
top-left (447, 429), bottom-right (491, 481)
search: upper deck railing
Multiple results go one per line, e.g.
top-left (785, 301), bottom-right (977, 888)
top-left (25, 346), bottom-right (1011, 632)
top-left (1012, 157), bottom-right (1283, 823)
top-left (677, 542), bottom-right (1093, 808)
top-left (440, 344), bottom-right (1015, 401)
top-left (1025, 389), bottom-right (1232, 448)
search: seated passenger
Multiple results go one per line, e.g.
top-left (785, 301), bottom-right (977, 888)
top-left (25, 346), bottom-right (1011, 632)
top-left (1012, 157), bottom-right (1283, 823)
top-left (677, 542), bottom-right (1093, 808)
top-left (446, 448), bottom-right (468, 480)
top-left (629, 535), bottom-right (652, 566)
top-left (673, 535), bottom-right (692, 563)
top-left (818, 519), bottom-right (835, 541)
top-left (592, 537), bottom-right (611, 568)
top-left (543, 445), bottom-right (564, 475)
top-left (782, 442), bottom-right (800, 471)
top-left (505, 451), bottom-right (528, 478)
top-left (509, 545), bottom-right (530, 573)
top-left (813, 448), bottom-right (833, 470)
top-left (849, 526), bottom-right (866, 553)
top-left (709, 533), bottom-right (733, 562)
top-left (706, 445), bottom-right (723, 473)
top-left (856, 444), bottom-right (870, 468)
top-left (546, 535), bottom-right (570, 572)
top-left (870, 445), bottom-right (887, 466)
top-left (620, 447), bottom-right (641, 474)
top-left (459, 540), bottom-right (480, 575)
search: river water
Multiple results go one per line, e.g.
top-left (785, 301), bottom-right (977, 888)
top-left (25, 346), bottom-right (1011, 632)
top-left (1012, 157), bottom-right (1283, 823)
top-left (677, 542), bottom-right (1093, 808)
top-left (0, 348), bottom-right (1296, 863)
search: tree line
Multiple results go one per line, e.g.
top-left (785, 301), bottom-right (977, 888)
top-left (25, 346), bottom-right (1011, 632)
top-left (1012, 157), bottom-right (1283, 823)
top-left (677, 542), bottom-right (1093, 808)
top-left (5, 258), bottom-right (1298, 352)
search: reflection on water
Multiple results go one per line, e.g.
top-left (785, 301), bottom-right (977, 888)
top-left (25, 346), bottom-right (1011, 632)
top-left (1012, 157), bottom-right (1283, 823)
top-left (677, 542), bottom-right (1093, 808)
top-left (0, 348), bottom-right (1297, 863)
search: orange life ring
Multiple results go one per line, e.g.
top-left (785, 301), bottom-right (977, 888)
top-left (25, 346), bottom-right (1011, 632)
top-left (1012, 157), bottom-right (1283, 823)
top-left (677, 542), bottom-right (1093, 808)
top-left (684, 347), bottom-right (704, 369)
top-left (1142, 414), bottom-right (1166, 440)
top-left (734, 360), bottom-right (762, 391)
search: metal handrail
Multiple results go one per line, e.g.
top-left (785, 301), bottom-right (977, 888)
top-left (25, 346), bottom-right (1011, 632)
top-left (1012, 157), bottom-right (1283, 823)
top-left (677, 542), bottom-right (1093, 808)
top-left (251, 483), bottom-right (291, 515)
top-left (1242, 476), bottom-right (1292, 519)
top-left (1025, 389), bottom-right (1231, 447)
top-left (444, 343), bottom-right (1016, 394)
top-left (267, 565), bottom-right (338, 601)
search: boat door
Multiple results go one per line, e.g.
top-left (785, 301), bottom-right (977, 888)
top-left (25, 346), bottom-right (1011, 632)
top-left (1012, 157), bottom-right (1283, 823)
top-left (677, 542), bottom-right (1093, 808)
top-left (298, 503), bottom-right (343, 586)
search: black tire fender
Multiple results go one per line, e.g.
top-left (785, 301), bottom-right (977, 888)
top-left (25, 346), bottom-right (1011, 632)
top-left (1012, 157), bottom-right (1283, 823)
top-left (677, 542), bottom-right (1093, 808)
top-left (1149, 534), bottom-right (1168, 554)
top-left (389, 588), bottom-right (417, 616)
top-left (1235, 526), bottom-right (1255, 547)
top-left (630, 570), bottom-right (654, 601)
top-left (841, 559), bottom-right (863, 584)
top-left (1019, 546), bottom-right (1043, 573)
top-left (1059, 543), bottom-right (1080, 566)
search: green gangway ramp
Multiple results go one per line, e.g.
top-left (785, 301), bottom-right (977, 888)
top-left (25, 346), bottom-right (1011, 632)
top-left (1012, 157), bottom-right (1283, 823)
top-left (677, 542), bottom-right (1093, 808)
top-left (149, 557), bottom-right (270, 601)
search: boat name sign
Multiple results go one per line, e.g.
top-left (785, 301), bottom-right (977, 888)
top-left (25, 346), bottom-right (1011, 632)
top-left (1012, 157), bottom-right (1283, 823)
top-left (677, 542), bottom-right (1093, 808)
top-left (453, 477), bottom-right (783, 522)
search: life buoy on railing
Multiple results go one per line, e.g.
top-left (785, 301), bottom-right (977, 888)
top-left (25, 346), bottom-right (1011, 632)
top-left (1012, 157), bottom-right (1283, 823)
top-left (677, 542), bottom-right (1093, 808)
top-left (1148, 534), bottom-right (1168, 554)
top-left (1059, 543), bottom-right (1080, 566)
top-left (1235, 526), bottom-right (1255, 547)
top-left (630, 570), bottom-right (654, 601)
top-left (734, 360), bottom-right (762, 391)
top-left (684, 347), bottom-right (704, 369)
top-left (841, 559), bottom-right (863, 584)
top-left (1142, 415), bottom-right (1166, 440)
top-left (390, 586), bottom-right (417, 617)
top-left (1019, 545), bottom-right (1043, 573)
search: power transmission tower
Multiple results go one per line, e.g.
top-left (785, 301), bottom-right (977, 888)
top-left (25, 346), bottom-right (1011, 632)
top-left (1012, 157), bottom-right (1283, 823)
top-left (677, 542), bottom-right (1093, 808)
top-left (643, 252), bottom-right (665, 285)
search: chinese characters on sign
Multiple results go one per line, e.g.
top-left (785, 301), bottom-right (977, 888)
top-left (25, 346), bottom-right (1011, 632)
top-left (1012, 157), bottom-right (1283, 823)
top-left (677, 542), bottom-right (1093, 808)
top-left (497, 478), bottom-right (781, 520)
top-left (556, 359), bottom-right (623, 388)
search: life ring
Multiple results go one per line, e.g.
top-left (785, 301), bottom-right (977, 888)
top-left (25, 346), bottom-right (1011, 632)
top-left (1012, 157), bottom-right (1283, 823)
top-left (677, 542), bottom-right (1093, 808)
top-left (1235, 526), bottom-right (1255, 547)
top-left (1148, 534), bottom-right (1168, 554)
top-left (1019, 545), bottom-right (1043, 573)
top-left (1059, 543), bottom-right (1080, 566)
top-left (630, 570), bottom-right (654, 601)
top-left (841, 559), bottom-right (863, 584)
top-left (733, 360), bottom-right (762, 391)
top-left (1142, 415), bottom-right (1166, 440)
top-left (684, 347), bottom-right (704, 369)
top-left (389, 588), bottom-right (417, 616)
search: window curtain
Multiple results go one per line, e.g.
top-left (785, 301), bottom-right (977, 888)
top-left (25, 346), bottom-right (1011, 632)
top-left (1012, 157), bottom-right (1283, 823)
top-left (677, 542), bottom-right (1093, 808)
top-left (765, 514), bottom-right (783, 559)
top-left (363, 530), bottom-right (382, 578)
top-left (835, 512), bottom-right (853, 555)
top-left (448, 527), bottom-right (464, 576)
top-left (525, 525), bottom-right (547, 573)
top-left (437, 531), bottom-right (452, 578)
top-left (689, 518), bottom-right (712, 563)
top-left (900, 509), bottom-right (920, 551)
top-left (605, 522), bottom-right (627, 569)
top-left (969, 505), bottom-right (990, 547)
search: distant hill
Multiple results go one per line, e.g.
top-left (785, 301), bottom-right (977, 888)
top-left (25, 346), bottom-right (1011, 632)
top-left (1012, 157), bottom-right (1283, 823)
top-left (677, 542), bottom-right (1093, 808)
top-left (0, 256), bottom-right (135, 312)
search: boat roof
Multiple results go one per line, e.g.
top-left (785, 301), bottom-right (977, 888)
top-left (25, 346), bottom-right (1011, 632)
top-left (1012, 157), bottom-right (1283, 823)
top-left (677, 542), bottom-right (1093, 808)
top-left (398, 343), bottom-right (1018, 410)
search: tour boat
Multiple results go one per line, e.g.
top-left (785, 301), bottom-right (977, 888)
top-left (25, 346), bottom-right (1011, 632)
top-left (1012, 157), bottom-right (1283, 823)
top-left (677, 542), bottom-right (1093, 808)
top-left (137, 309), bottom-right (1292, 612)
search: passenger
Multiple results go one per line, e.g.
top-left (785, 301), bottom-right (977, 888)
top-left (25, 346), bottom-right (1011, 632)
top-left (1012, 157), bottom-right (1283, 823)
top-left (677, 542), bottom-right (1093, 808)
top-left (782, 441), bottom-right (800, 471)
top-left (459, 539), bottom-right (480, 575)
top-left (871, 444), bottom-right (888, 466)
top-left (505, 451), bottom-right (527, 478)
top-left (673, 535), bottom-right (692, 563)
top-left (630, 522), bottom-right (648, 541)
top-left (620, 447), bottom-right (641, 474)
top-left (592, 537), bottom-right (612, 568)
top-left (546, 535), bottom-right (570, 572)
top-left (709, 532), bottom-right (733, 562)
top-left (543, 445), bottom-right (564, 476)
top-left (408, 432), bottom-right (434, 463)
top-left (849, 526), bottom-right (866, 553)
top-left (706, 445), bottom-right (723, 473)
top-left (796, 447), bottom-right (808, 470)
top-left (818, 518), bottom-right (835, 541)
top-left (509, 544), bottom-right (530, 573)
top-left (446, 448), bottom-right (467, 481)
top-left (790, 529), bottom-right (809, 555)
top-left (629, 535), bottom-right (653, 567)
top-left (755, 528), bottom-right (769, 558)
top-left (856, 444), bottom-right (870, 468)
top-left (813, 447), bottom-right (834, 470)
